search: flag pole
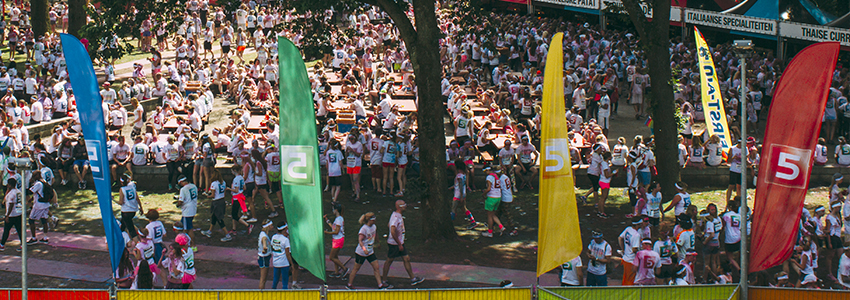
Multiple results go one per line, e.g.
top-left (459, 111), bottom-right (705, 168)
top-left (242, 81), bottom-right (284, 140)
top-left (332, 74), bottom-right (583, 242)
top-left (733, 39), bottom-right (753, 300)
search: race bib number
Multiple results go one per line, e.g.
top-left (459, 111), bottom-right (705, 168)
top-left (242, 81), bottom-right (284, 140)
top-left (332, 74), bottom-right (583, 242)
top-left (184, 256), bottom-right (195, 269)
top-left (644, 258), bottom-right (656, 269)
top-left (347, 155), bottom-right (357, 168)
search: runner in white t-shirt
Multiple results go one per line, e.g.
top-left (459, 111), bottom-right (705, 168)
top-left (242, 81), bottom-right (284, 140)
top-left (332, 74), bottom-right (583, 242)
top-left (347, 212), bottom-right (389, 289)
top-left (345, 135), bottom-right (364, 201)
top-left (383, 200), bottom-right (424, 286)
top-left (324, 203), bottom-right (347, 279)
top-left (270, 223), bottom-right (292, 289)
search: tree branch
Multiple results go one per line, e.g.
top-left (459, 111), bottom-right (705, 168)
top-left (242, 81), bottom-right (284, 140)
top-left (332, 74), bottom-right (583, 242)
top-left (619, 0), bottom-right (650, 39)
top-left (373, 0), bottom-right (418, 44)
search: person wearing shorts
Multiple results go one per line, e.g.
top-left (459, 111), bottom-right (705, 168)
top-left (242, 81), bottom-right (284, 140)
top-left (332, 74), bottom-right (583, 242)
top-left (325, 203), bottom-right (348, 278)
top-left (581, 144), bottom-right (604, 203)
top-left (382, 201), bottom-right (425, 286)
top-left (346, 134), bottom-right (364, 201)
top-left (257, 220), bottom-right (273, 289)
top-left (347, 212), bottom-right (388, 289)
top-left (482, 168), bottom-right (505, 237)
top-left (182, 216), bottom-right (194, 232)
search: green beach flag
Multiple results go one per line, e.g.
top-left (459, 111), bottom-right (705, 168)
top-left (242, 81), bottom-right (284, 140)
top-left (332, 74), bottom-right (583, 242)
top-left (278, 37), bottom-right (326, 282)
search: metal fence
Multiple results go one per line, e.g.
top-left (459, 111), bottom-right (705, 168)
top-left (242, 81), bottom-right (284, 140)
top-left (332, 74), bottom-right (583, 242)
top-left (539, 284), bottom-right (739, 300)
top-left (10, 285), bottom-right (850, 300)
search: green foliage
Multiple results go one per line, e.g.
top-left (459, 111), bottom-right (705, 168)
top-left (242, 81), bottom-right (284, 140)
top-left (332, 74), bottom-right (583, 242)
top-left (80, 0), bottom-right (185, 61)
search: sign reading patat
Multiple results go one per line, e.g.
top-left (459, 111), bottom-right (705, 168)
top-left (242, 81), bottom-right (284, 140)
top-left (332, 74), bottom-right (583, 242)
top-left (685, 8), bottom-right (776, 36)
top-left (537, 0), bottom-right (598, 10)
top-left (601, 0), bottom-right (652, 18)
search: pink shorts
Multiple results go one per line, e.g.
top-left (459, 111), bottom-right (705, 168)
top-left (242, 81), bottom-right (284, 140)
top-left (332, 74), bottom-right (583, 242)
top-left (599, 181), bottom-right (610, 189)
top-left (148, 263), bottom-right (159, 275)
top-left (181, 273), bottom-right (196, 284)
top-left (332, 238), bottom-right (345, 249)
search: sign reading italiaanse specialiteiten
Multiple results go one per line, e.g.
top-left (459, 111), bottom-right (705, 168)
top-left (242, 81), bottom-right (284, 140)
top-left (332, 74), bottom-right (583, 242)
top-left (685, 8), bottom-right (776, 36)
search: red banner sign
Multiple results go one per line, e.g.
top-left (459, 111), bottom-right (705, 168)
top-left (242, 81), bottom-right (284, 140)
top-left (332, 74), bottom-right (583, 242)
top-left (749, 42), bottom-right (840, 272)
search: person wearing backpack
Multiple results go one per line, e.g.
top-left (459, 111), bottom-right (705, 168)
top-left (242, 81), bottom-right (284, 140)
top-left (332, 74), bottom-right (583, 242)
top-left (27, 172), bottom-right (55, 244)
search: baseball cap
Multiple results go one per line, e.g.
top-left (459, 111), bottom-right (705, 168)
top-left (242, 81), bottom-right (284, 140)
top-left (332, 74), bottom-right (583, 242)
top-left (175, 233), bottom-right (190, 246)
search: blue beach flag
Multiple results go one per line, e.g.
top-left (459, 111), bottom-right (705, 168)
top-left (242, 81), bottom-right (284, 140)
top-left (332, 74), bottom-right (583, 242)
top-left (60, 34), bottom-right (124, 274)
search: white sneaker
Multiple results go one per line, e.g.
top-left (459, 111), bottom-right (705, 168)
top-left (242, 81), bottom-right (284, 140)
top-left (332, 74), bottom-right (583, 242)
top-left (268, 211), bottom-right (279, 218)
top-left (220, 234), bottom-right (233, 242)
top-left (481, 232), bottom-right (493, 238)
top-left (246, 218), bottom-right (257, 223)
top-left (200, 230), bottom-right (212, 238)
top-left (240, 215), bottom-right (248, 220)
top-left (61, 179), bottom-right (68, 185)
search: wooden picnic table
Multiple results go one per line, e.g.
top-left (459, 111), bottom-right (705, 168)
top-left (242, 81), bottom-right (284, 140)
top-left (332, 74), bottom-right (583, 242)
top-left (388, 72), bottom-right (407, 83)
top-left (450, 76), bottom-right (466, 85)
top-left (472, 116), bottom-right (504, 132)
top-left (394, 99), bottom-right (417, 113)
top-left (325, 73), bottom-right (342, 85)
top-left (393, 91), bottom-right (416, 100)
top-left (162, 114), bottom-right (189, 131)
top-left (247, 116), bottom-right (267, 132)
top-left (327, 100), bottom-right (352, 112)
top-left (492, 134), bottom-right (515, 149)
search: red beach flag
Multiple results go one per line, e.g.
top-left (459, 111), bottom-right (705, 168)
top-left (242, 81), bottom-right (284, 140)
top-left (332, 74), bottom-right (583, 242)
top-left (749, 42), bottom-right (840, 272)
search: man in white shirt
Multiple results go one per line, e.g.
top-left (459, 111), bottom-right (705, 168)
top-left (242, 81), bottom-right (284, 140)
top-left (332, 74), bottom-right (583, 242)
top-left (382, 200), bottom-right (425, 286)
top-left (130, 136), bottom-right (149, 166)
top-left (619, 217), bottom-right (644, 285)
top-left (30, 98), bottom-right (43, 124)
top-left (177, 176), bottom-right (199, 249)
top-left (100, 82), bottom-right (117, 104)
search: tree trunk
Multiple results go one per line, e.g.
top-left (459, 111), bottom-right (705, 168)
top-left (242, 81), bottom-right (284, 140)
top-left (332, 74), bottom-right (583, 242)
top-left (30, 0), bottom-right (49, 38)
top-left (67, 0), bottom-right (88, 38)
top-left (366, 0), bottom-right (457, 240)
top-left (647, 42), bottom-right (680, 198)
top-left (408, 0), bottom-right (456, 241)
top-left (620, 0), bottom-right (680, 197)
top-left (643, 4), bottom-right (680, 199)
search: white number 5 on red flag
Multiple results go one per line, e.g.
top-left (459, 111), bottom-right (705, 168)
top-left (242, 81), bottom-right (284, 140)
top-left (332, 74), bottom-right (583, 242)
top-left (764, 144), bottom-right (812, 189)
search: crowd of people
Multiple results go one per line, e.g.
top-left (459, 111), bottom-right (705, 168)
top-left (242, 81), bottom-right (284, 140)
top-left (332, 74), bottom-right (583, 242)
top-left (0, 0), bottom-right (848, 291)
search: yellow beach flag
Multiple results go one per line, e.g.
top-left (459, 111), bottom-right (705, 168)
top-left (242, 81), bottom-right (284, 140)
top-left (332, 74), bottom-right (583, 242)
top-left (694, 27), bottom-right (733, 153)
top-left (537, 32), bottom-right (582, 277)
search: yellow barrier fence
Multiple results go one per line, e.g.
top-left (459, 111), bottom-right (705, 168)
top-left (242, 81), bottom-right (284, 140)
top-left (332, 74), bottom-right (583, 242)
top-left (539, 284), bottom-right (738, 300)
top-left (118, 288), bottom-right (528, 300)
top-left (750, 287), bottom-right (850, 300)
top-left (327, 287), bottom-right (531, 300)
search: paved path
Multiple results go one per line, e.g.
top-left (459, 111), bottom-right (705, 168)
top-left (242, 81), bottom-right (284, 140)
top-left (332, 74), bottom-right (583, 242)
top-left (1, 232), bottom-right (560, 288)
